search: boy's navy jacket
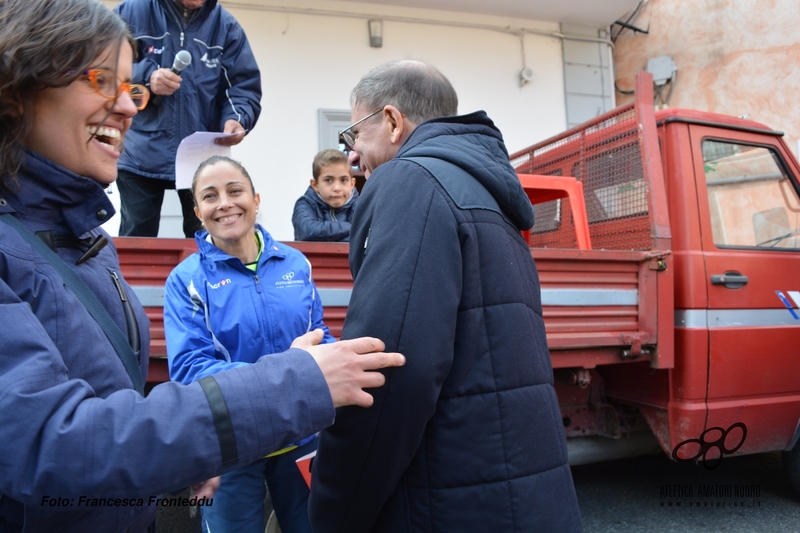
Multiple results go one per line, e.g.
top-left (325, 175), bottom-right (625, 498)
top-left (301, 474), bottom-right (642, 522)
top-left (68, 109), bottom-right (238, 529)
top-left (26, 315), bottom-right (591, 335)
top-left (309, 111), bottom-right (582, 532)
top-left (0, 152), bottom-right (334, 532)
top-left (292, 187), bottom-right (359, 242)
top-left (115, 0), bottom-right (261, 181)
top-left (164, 225), bottom-right (335, 385)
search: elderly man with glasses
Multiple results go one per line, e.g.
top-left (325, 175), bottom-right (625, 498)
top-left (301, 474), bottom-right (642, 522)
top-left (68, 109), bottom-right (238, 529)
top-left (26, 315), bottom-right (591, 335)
top-left (310, 59), bottom-right (583, 533)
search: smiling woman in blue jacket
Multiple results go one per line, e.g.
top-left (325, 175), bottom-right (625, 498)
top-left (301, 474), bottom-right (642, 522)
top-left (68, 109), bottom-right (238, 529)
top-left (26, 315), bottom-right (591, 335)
top-left (164, 155), bottom-right (335, 533)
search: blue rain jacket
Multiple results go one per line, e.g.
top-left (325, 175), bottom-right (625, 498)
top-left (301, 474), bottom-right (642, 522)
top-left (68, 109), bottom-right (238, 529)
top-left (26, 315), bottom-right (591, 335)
top-left (0, 151), bottom-right (333, 533)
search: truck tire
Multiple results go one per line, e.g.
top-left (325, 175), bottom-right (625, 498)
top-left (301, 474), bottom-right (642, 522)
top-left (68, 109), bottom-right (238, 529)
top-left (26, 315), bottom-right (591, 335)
top-left (783, 445), bottom-right (800, 497)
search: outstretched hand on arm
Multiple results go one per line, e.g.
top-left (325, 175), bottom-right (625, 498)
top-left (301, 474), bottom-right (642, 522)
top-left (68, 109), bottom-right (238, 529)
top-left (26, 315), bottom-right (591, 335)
top-left (291, 329), bottom-right (404, 408)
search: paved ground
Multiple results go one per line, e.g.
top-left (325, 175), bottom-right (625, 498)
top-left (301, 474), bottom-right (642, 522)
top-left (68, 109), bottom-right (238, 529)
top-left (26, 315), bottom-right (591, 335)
top-left (153, 488), bottom-right (200, 533)
top-left (154, 451), bottom-right (800, 532)
top-left (573, 451), bottom-right (800, 533)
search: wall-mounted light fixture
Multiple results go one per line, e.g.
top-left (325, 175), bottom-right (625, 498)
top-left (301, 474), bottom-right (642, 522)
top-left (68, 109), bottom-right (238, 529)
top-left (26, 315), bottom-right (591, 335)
top-left (519, 67), bottom-right (535, 87)
top-left (368, 19), bottom-right (383, 48)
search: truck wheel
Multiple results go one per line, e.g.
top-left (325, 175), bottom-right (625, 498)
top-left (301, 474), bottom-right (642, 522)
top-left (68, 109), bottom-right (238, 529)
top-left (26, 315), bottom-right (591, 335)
top-left (265, 510), bottom-right (282, 533)
top-left (783, 445), bottom-right (800, 496)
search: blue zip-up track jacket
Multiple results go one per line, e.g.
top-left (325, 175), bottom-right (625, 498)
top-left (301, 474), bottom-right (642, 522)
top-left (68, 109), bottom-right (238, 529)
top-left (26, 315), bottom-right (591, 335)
top-left (164, 226), bottom-right (335, 385)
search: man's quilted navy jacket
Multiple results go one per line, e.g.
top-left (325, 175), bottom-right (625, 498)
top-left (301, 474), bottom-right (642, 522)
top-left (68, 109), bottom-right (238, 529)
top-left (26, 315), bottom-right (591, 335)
top-left (310, 111), bottom-right (582, 532)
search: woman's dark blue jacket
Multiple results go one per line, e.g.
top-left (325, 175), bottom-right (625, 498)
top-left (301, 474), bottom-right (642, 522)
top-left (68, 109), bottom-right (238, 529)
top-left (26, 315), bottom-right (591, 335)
top-left (0, 152), bottom-right (334, 532)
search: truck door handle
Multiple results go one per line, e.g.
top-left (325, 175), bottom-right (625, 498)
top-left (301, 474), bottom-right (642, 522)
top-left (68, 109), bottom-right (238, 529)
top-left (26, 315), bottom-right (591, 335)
top-left (710, 272), bottom-right (748, 289)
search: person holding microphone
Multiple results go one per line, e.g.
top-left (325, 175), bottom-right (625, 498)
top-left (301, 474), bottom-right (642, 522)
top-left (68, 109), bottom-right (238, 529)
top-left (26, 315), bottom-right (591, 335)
top-left (150, 50), bottom-right (191, 106)
top-left (114, 0), bottom-right (260, 238)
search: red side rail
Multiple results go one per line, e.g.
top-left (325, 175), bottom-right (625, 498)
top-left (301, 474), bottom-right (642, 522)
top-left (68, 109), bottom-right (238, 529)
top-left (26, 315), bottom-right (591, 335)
top-left (518, 174), bottom-right (592, 250)
top-left (508, 72), bottom-right (674, 369)
top-left (113, 238), bottom-right (353, 384)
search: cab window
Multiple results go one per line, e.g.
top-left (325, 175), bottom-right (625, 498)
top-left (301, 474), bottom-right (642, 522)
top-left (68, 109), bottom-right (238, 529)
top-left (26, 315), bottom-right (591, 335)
top-left (703, 140), bottom-right (800, 249)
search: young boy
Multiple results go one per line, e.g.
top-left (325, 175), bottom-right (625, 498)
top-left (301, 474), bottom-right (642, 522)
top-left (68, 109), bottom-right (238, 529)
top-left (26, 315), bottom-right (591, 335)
top-left (292, 149), bottom-right (359, 241)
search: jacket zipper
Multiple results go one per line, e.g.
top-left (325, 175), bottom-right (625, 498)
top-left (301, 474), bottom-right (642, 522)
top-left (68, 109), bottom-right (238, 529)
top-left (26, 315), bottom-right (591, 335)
top-left (252, 271), bottom-right (273, 351)
top-left (109, 270), bottom-right (141, 353)
top-left (162, 1), bottom-right (187, 49)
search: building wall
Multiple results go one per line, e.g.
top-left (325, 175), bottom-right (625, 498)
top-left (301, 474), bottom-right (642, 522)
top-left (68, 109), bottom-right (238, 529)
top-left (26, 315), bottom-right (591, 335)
top-left (614, 0), bottom-right (800, 154)
top-left (102, 0), bottom-right (574, 239)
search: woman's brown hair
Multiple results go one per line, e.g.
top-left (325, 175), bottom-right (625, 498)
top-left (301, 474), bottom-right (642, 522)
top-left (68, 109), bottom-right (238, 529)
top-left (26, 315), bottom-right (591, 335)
top-left (0, 0), bottom-right (133, 191)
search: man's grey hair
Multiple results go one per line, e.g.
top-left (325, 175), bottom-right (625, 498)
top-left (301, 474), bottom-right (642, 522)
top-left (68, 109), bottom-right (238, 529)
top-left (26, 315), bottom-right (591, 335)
top-left (350, 59), bottom-right (458, 125)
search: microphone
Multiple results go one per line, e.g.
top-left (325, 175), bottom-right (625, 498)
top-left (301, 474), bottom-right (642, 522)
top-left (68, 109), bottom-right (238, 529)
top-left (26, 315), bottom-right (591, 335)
top-left (152, 50), bottom-right (192, 106)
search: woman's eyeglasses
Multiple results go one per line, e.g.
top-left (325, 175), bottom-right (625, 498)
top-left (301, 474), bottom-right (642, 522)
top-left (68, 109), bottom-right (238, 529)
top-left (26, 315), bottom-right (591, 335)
top-left (82, 69), bottom-right (150, 110)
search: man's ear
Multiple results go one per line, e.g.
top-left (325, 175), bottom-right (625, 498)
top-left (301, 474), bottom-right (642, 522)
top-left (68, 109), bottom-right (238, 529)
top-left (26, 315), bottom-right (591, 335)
top-left (384, 105), bottom-right (409, 145)
top-left (310, 178), bottom-right (319, 192)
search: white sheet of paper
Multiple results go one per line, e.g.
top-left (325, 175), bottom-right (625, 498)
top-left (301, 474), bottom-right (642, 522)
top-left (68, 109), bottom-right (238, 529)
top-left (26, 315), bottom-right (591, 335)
top-left (175, 132), bottom-right (236, 190)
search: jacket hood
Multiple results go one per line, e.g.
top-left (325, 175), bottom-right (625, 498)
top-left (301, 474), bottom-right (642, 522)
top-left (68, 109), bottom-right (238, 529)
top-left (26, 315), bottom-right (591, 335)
top-left (397, 111), bottom-right (534, 231)
top-left (0, 150), bottom-right (115, 237)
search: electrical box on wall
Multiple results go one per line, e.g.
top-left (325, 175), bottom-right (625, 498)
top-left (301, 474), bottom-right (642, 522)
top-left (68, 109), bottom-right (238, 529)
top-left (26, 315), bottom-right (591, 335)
top-left (646, 56), bottom-right (677, 86)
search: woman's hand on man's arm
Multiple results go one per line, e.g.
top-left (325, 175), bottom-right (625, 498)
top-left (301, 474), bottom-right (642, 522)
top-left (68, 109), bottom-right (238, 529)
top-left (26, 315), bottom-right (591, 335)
top-left (291, 329), bottom-right (404, 408)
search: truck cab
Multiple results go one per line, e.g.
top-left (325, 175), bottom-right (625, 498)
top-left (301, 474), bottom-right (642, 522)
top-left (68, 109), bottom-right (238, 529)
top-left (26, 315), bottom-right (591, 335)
top-left (660, 107), bottom-right (800, 462)
top-left (508, 72), bottom-right (800, 479)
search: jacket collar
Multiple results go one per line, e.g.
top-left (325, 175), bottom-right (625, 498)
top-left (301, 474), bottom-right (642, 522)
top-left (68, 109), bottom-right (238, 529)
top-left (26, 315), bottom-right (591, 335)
top-left (160, 0), bottom-right (217, 24)
top-left (304, 186), bottom-right (359, 210)
top-left (0, 150), bottom-right (115, 237)
top-left (195, 223), bottom-right (285, 265)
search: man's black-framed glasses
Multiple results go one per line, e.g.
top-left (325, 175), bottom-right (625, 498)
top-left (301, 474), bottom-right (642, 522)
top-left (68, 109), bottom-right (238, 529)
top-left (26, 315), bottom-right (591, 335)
top-left (338, 108), bottom-right (383, 151)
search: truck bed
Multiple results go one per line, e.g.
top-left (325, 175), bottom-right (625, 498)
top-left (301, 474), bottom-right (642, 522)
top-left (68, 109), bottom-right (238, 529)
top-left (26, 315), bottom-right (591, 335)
top-left (115, 238), bottom-right (672, 384)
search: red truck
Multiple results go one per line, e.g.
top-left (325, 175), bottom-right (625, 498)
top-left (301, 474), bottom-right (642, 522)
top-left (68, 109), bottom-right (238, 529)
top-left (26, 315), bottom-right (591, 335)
top-left (114, 73), bottom-right (800, 491)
